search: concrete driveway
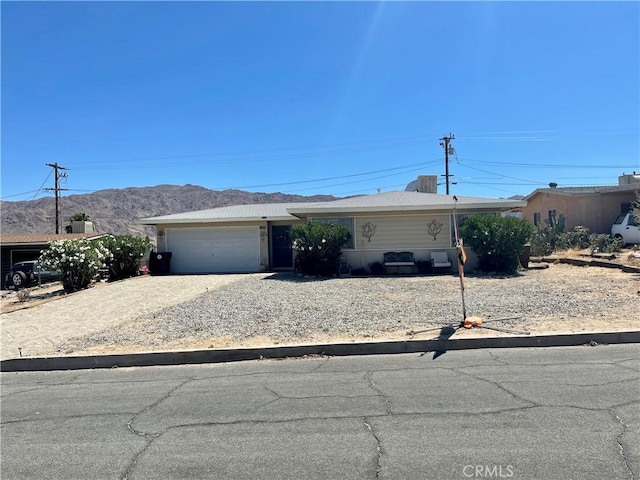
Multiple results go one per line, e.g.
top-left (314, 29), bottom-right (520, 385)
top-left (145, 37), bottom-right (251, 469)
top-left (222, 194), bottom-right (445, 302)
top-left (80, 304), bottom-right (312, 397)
top-left (0, 274), bottom-right (267, 360)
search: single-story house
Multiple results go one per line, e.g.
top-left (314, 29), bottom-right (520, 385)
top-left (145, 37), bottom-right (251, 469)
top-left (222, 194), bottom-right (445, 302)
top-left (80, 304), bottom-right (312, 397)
top-left (522, 173), bottom-right (640, 233)
top-left (139, 180), bottom-right (526, 274)
top-left (0, 232), bottom-right (112, 281)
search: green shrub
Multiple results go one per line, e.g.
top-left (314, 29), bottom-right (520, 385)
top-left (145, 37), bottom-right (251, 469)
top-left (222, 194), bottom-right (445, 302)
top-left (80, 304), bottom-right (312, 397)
top-left (290, 221), bottom-right (351, 276)
top-left (588, 233), bottom-right (624, 254)
top-left (102, 235), bottom-right (152, 280)
top-left (40, 239), bottom-right (113, 291)
top-left (556, 226), bottom-right (591, 250)
top-left (460, 214), bottom-right (535, 274)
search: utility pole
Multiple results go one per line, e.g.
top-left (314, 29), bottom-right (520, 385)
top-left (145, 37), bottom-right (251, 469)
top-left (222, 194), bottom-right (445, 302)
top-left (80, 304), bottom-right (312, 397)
top-left (439, 132), bottom-right (455, 195)
top-left (44, 163), bottom-right (69, 234)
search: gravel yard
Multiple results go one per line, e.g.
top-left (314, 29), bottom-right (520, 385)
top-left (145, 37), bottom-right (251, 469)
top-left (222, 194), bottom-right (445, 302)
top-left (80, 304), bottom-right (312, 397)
top-left (58, 263), bottom-right (640, 355)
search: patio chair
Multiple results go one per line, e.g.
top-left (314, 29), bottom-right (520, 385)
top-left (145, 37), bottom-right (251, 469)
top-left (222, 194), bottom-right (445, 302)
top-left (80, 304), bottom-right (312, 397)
top-left (431, 251), bottom-right (452, 273)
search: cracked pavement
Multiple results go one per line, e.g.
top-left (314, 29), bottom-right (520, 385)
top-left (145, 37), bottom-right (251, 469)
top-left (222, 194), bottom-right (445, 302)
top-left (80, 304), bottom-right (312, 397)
top-left (1, 345), bottom-right (639, 480)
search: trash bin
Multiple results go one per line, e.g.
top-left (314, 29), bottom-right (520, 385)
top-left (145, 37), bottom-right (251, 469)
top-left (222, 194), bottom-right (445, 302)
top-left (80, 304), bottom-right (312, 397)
top-left (149, 251), bottom-right (172, 275)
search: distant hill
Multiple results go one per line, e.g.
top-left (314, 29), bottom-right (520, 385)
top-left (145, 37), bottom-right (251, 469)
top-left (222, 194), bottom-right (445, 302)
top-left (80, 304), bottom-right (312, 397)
top-left (0, 184), bottom-right (337, 238)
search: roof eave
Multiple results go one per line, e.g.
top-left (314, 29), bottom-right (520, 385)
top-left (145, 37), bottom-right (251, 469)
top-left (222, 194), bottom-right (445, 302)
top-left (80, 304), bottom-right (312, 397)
top-left (138, 215), bottom-right (297, 225)
top-left (288, 201), bottom-right (526, 215)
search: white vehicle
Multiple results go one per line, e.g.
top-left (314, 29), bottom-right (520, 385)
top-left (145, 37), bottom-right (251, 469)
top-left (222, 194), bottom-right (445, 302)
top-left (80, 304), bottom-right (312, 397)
top-left (611, 212), bottom-right (640, 245)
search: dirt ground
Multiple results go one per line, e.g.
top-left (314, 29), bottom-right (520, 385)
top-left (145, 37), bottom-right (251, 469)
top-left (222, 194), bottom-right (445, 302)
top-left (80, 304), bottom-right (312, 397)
top-left (1, 249), bottom-right (639, 359)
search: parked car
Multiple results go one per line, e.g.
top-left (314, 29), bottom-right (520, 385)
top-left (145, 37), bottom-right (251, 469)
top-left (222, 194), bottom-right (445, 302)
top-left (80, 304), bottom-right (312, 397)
top-left (4, 260), bottom-right (62, 290)
top-left (611, 212), bottom-right (640, 245)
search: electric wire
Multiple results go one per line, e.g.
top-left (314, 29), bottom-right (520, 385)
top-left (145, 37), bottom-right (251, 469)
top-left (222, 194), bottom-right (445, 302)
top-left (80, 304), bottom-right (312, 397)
top-left (30, 170), bottom-right (54, 200)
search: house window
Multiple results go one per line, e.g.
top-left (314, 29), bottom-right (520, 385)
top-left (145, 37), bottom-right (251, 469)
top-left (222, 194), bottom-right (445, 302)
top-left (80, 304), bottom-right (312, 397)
top-left (548, 210), bottom-right (556, 222)
top-left (533, 212), bottom-right (541, 227)
top-left (310, 217), bottom-right (355, 249)
top-left (621, 203), bottom-right (632, 214)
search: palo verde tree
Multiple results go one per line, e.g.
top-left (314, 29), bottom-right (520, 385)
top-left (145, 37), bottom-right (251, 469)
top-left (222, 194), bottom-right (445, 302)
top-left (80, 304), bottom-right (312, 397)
top-left (290, 221), bottom-right (351, 276)
top-left (460, 214), bottom-right (534, 274)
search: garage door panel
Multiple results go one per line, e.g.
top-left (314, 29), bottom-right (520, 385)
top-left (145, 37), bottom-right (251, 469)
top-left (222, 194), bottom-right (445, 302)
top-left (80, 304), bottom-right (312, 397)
top-left (165, 227), bottom-right (259, 273)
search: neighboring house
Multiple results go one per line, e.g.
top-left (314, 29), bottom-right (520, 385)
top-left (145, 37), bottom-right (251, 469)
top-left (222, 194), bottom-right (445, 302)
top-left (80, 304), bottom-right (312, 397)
top-left (139, 177), bottom-right (525, 274)
top-left (0, 233), bottom-right (111, 282)
top-left (522, 173), bottom-right (640, 233)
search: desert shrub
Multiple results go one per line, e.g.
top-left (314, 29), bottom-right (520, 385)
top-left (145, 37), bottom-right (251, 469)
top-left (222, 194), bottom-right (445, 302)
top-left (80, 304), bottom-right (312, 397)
top-left (588, 233), bottom-right (624, 254)
top-left (460, 214), bottom-right (534, 274)
top-left (101, 235), bottom-right (152, 280)
top-left (530, 213), bottom-right (566, 256)
top-left (290, 221), bottom-right (351, 276)
top-left (16, 289), bottom-right (31, 302)
top-left (40, 239), bottom-right (113, 291)
top-left (369, 261), bottom-right (385, 275)
top-left (556, 226), bottom-right (591, 251)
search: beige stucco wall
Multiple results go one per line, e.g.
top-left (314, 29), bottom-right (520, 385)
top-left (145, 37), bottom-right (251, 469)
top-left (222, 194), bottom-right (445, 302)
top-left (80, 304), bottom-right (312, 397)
top-left (335, 213), bottom-right (479, 271)
top-left (522, 192), bottom-right (636, 233)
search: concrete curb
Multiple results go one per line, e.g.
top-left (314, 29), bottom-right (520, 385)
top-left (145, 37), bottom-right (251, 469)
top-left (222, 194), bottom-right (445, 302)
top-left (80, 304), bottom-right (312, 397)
top-left (2, 331), bottom-right (639, 372)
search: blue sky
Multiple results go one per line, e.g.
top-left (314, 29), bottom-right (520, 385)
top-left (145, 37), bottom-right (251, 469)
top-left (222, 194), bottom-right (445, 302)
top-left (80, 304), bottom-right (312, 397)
top-left (1, 1), bottom-right (639, 202)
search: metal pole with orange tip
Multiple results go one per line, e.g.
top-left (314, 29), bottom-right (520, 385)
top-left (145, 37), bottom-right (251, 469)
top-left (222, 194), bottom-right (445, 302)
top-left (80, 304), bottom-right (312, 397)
top-left (452, 196), bottom-right (468, 325)
top-left (406, 197), bottom-right (529, 338)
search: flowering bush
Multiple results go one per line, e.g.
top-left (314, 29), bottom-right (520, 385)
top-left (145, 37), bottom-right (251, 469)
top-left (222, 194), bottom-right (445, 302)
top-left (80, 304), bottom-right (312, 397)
top-left (290, 221), bottom-right (351, 276)
top-left (101, 235), bottom-right (152, 280)
top-left (40, 239), bottom-right (113, 291)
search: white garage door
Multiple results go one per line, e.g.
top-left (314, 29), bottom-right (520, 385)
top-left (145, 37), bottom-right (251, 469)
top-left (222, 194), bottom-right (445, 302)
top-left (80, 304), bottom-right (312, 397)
top-left (165, 226), bottom-right (260, 273)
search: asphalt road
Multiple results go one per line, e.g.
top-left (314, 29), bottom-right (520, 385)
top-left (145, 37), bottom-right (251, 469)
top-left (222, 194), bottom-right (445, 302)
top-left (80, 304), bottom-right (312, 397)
top-left (1, 345), bottom-right (639, 480)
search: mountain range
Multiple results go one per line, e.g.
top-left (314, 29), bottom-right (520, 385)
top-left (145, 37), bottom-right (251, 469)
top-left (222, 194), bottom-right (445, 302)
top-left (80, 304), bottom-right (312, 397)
top-left (0, 185), bottom-right (337, 238)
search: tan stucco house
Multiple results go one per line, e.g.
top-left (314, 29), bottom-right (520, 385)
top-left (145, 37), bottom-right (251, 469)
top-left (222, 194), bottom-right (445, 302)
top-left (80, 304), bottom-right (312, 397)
top-left (522, 173), bottom-right (640, 233)
top-left (139, 181), bottom-right (525, 274)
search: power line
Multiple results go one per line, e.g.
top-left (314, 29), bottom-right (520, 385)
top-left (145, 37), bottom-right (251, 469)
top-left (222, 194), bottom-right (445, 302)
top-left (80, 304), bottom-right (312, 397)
top-left (31, 170), bottom-right (54, 200)
top-left (457, 157), bottom-right (635, 169)
top-left (1, 190), bottom-right (51, 200)
top-left (456, 162), bottom-right (541, 185)
top-left (63, 135), bottom-right (433, 168)
top-left (281, 164), bottom-right (439, 194)
top-left (212, 160), bottom-right (441, 190)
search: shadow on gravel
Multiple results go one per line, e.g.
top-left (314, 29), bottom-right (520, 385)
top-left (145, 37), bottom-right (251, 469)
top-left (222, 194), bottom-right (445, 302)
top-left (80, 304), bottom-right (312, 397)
top-left (261, 272), bottom-right (337, 282)
top-left (261, 271), bottom-right (527, 283)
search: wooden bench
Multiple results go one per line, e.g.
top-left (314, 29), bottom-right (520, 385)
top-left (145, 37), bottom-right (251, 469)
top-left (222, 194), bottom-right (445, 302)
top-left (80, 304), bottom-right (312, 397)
top-left (383, 251), bottom-right (416, 274)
